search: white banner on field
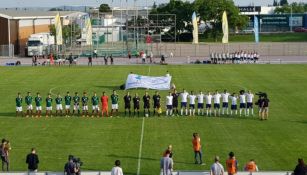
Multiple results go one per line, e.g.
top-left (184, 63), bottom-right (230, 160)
top-left (125, 74), bottom-right (172, 90)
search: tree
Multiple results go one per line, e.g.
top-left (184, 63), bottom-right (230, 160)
top-left (273, 0), bottom-right (279, 6)
top-left (280, 0), bottom-right (288, 6)
top-left (151, 0), bottom-right (195, 34)
top-left (49, 24), bottom-right (81, 45)
top-left (194, 0), bottom-right (248, 41)
top-left (99, 3), bottom-right (111, 13)
top-left (274, 2), bottom-right (307, 14)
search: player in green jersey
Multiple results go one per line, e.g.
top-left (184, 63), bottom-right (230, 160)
top-left (16, 92), bottom-right (23, 117)
top-left (73, 92), bottom-right (80, 116)
top-left (55, 93), bottom-right (63, 116)
top-left (35, 92), bottom-right (42, 117)
top-left (110, 90), bottom-right (119, 117)
top-left (91, 92), bottom-right (100, 117)
top-left (45, 93), bottom-right (53, 117)
top-left (25, 92), bottom-right (33, 117)
top-left (82, 92), bottom-right (89, 117)
top-left (64, 91), bottom-right (72, 117)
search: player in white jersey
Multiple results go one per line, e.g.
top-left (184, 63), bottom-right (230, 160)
top-left (205, 92), bottom-right (213, 116)
top-left (188, 91), bottom-right (196, 116)
top-left (197, 91), bottom-right (205, 116)
top-left (239, 91), bottom-right (247, 116)
top-left (166, 92), bottom-right (173, 116)
top-left (246, 90), bottom-right (254, 116)
top-left (180, 89), bottom-right (189, 116)
top-left (230, 93), bottom-right (238, 115)
top-left (213, 91), bottom-right (221, 117)
top-left (221, 90), bottom-right (230, 115)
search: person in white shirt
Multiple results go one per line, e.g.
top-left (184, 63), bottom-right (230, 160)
top-left (246, 90), bottom-right (254, 116)
top-left (205, 92), bottom-right (213, 116)
top-left (221, 90), bottom-right (230, 115)
top-left (197, 91), bottom-right (205, 116)
top-left (111, 160), bottom-right (123, 175)
top-left (188, 91), bottom-right (196, 116)
top-left (210, 156), bottom-right (224, 175)
top-left (213, 91), bottom-right (221, 117)
top-left (180, 89), bottom-right (189, 116)
top-left (166, 92), bottom-right (173, 116)
top-left (230, 93), bottom-right (238, 115)
top-left (239, 91), bottom-right (247, 116)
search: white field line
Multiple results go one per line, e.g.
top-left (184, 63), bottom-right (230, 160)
top-left (137, 117), bottom-right (145, 175)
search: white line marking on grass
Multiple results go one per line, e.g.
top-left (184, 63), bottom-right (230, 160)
top-left (147, 66), bottom-right (151, 76)
top-left (49, 86), bottom-right (59, 96)
top-left (137, 117), bottom-right (145, 175)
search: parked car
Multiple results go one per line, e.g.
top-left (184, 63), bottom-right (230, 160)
top-left (294, 27), bottom-right (307, 33)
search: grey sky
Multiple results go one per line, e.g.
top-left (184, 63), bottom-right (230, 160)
top-left (0, 0), bottom-right (304, 8)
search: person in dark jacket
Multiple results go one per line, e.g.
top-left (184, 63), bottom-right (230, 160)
top-left (26, 148), bottom-right (39, 172)
top-left (293, 158), bottom-right (307, 175)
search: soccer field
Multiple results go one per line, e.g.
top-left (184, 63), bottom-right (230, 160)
top-left (0, 65), bottom-right (307, 174)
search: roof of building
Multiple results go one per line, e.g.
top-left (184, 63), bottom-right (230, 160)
top-left (0, 10), bottom-right (85, 19)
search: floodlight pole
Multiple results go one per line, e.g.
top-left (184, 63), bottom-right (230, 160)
top-left (290, 4), bottom-right (293, 32)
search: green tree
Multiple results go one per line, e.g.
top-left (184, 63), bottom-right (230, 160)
top-left (49, 24), bottom-right (81, 45)
top-left (280, 0), bottom-right (288, 6)
top-left (99, 4), bottom-right (111, 13)
top-left (194, 0), bottom-right (248, 41)
top-left (273, 0), bottom-right (279, 6)
top-left (151, 0), bottom-right (195, 33)
top-left (274, 2), bottom-right (307, 14)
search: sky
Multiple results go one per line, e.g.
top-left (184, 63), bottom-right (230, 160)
top-left (0, 0), bottom-right (304, 8)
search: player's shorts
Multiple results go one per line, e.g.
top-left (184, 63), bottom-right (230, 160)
top-left (73, 104), bottom-right (79, 110)
top-left (144, 103), bottom-right (150, 109)
top-left (65, 105), bottom-right (71, 110)
top-left (166, 105), bottom-right (173, 110)
top-left (125, 104), bottom-right (131, 109)
top-left (240, 103), bottom-right (246, 109)
top-left (214, 103), bottom-right (220, 109)
top-left (189, 104), bottom-right (195, 109)
top-left (198, 103), bottom-right (204, 109)
top-left (247, 102), bottom-right (253, 108)
top-left (27, 105), bottom-right (33, 110)
top-left (83, 105), bottom-right (89, 111)
top-left (172, 102), bottom-right (178, 108)
top-left (154, 103), bottom-right (161, 108)
top-left (16, 107), bottom-right (22, 112)
top-left (92, 105), bottom-right (99, 111)
top-left (206, 104), bottom-right (212, 108)
top-left (112, 104), bottom-right (119, 110)
top-left (134, 104), bottom-right (140, 110)
top-left (181, 102), bottom-right (187, 108)
top-left (56, 104), bottom-right (63, 110)
top-left (222, 102), bottom-right (229, 108)
top-left (102, 105), bottom-right (108, 112)
top-left (46, 107), bottom-right (52, 111)
top-left (231, 105), bottom-right (237, 110)
top-left (36, 106), bottom-right (42, 111)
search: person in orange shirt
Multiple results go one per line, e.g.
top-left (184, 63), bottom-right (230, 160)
top-left (226, 152), bottom-right (238, 175)
top-left (101, 92), bottom-right (109, 117)
top-left (244, 159), bottom-right (258, 173)
top-left (192, 133), bottom-right (203, 165)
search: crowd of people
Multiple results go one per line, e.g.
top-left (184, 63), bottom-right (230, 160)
top-left (160, 133), bottom-right (307, 175)
top-left (15, 89), bottom-right (270, 120)
top-left (210, 51), bottom-right (260, 64)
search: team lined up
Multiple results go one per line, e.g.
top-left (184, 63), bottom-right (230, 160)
top-left (15, 89), bottom-right (269, 119)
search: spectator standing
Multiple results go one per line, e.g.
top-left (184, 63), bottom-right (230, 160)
top-left (192, 133), bottom-right (203, 165)
top-left (111, 160), bottom-right (123, 175)
top-left (110, 54), bottom-right (114, 65)
top-left (64, 156), bottom-right (77, 175)
top-left (1, 139), bottom-right (10, 171)
top-left (210, 156), bottom-right (224, 175)
top-left (88, 56), bottom-right (92, 66)
top-left (293, 158), bottom-right (307, 175)
top-left (160, 150), bottom-right (173, 175)
top-left (226, 152), bottom-right (238, 175)
top-left (244, 159), bottom-right (259, 173)
top-left (26, 148), bottom-right (39, 172)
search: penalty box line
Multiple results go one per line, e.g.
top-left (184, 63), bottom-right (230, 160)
top-left (137, 117), bottom-right (145, 175)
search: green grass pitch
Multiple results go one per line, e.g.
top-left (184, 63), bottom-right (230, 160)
top-left (0, 65), bottom-right (306, 175)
